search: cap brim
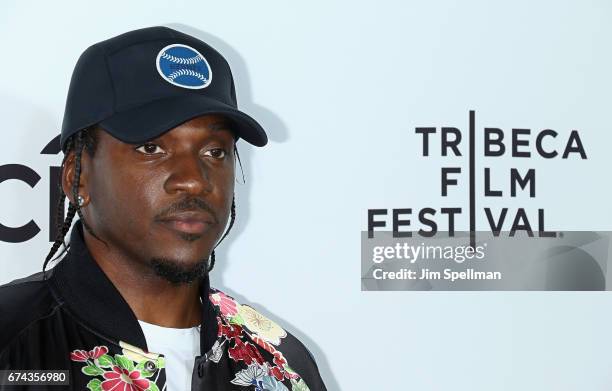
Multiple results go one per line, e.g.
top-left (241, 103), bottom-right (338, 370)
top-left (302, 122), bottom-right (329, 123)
top-left (99, 94), bottom-right (268, 147)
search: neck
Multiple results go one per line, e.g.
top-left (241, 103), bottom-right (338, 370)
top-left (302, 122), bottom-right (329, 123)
top-left (82, 229), bottom-right (202, 328)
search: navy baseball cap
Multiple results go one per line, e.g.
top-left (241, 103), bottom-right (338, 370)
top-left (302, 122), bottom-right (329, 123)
top-left (60, 26), bottom-right (268, 152)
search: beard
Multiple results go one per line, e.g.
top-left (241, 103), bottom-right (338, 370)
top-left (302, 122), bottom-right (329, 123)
top-left (149, 257), bottom-right (209, 285)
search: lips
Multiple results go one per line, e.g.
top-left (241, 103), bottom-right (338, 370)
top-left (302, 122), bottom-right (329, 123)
top-left (157, 211), bottom-right (216, 235)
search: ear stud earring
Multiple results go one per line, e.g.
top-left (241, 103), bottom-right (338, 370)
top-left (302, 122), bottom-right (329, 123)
top-left (77, 195), bottom-right (85, 207)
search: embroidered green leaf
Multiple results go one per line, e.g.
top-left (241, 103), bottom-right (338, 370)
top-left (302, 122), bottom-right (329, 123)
top-left (229, 313), bottom-right (245, 325)
top-left (147, 382), bottom-right (160, 391)
top-left (142, 370), bottom-right (155, 378)
top-left (141, 368), bottom-right (155, 378)
top-left (96, 354), bottom-right (115, 368)
top-left (86, 378), bottom-right (102, 391)
top-left (82, 365), bottom-right (104, 376)
top-left (290, 378), bottom-right (310, 391)
top-left (155, 357), bottom-right (165, 369)
top-left (115, 354), bottom-right (134, 371)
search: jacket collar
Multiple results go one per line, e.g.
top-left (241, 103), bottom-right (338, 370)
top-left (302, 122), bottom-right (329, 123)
top-left (48, 219), bottom-right (218, 355)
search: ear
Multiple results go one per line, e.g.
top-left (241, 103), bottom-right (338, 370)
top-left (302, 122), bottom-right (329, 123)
top-left (61, 148), bottom-right (91, 207)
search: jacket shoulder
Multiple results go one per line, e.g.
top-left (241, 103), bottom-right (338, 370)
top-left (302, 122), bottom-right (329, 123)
top-left (0, 270), bottom-right (59, 351)
top-left (210, 288), bottom-right (327, 390)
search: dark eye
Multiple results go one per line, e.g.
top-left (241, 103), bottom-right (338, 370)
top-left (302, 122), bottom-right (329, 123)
top-left (135, 143), bottom-right (165, 155)
top-left (204, 148), bottom-right (226, 159)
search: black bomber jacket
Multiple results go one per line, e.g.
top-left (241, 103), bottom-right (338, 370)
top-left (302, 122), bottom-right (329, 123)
top-left (0, 220), bottom-right (327, 390)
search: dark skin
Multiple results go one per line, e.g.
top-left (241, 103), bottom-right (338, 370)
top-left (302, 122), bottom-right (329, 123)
top-left (61, 114), bottom-right (236, 328)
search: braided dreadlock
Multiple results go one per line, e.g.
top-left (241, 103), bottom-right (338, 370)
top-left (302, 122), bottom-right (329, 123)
top-left (42, 129), bottom-right (244, 277)
top-left (42, 127), bottom-right (100, 277)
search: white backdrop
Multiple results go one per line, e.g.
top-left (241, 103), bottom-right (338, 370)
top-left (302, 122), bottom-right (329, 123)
top-left (1, 1), bottom-right (612, 390)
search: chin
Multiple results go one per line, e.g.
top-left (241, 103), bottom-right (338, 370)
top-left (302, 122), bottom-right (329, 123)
top-left (148, 257), bottom-right (209, 285)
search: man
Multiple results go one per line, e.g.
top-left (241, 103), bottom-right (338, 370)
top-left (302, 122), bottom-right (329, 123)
top-left (0, 27), bottom-right (326, 391)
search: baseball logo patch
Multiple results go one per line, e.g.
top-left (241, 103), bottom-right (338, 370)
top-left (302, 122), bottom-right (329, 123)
top-left (156, 44), bottom-right (212, 89)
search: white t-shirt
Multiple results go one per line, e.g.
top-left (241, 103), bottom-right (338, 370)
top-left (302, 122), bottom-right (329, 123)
top-left (138, 320), bottom-right (200, 391)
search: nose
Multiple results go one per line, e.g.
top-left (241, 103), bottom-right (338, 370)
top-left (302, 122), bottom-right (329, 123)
top-left (163, 153), bottom-right (213, 196)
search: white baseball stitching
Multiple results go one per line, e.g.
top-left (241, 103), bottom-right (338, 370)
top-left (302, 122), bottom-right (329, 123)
top-left (167, 69), bottom-right (208, 83)
top-left (161, 52), bottom-right (203, 65)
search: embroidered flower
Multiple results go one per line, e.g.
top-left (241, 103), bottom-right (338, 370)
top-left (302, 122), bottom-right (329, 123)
top-left (228, 339), bottom-right (266, 366)
top-left (252, 335), bottom-right (288, 368)
top-left (218, 318), bottom-right (244, 339)
top-left (230, 363), bottom-right (266, 387)
top-left (269, 365), bottom-right (284, 381)
top-left (101, 365), bottom-right (149, 391)
top-left (238, 305), bottom-right (287, 346)
top-left (70, 346), bottom-right (109, 362)
top-left (89, 346), bottom-right (109, 360)
top-left (211, 289), bottom-right (310, 390)
top-left (70, 343), bottom-right (163, 391)
top-left (70, 350), bottom-right (90, 362)
top-left (250, 335), bottom-right (297, 381)
top-left (210, 291), bottom-right (239, 317)
top-left (230, 364), bottom-right (288, 390)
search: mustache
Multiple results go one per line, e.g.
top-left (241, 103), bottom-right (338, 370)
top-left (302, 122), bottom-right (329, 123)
top-left (155, 197), bottom-right (219, 224)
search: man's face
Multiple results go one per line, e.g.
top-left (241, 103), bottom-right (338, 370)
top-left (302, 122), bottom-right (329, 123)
top-left (66, 114), bottom-right (236, 283)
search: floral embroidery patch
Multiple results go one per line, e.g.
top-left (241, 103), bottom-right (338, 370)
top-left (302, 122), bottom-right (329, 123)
top-left (210, 290), bottom-right (310, 391)
top-left (71, 290), bottom-right (311, 391)
top-left (70, 343), bottom-right (164, 391)
top-left (239, 305), bottom-right (287, 346)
